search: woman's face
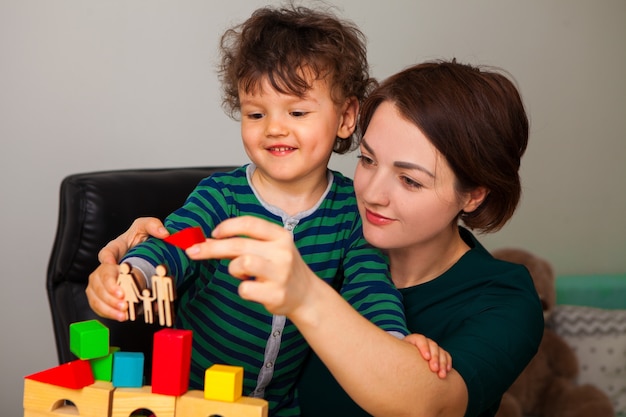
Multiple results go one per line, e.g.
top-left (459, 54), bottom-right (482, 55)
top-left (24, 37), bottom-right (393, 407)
top-left (354, 101), bottom-right (470, 252)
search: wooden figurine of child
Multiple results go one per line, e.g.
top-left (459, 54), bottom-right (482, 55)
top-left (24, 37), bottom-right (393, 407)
top-left (138, 288), bottom-right (157, 324)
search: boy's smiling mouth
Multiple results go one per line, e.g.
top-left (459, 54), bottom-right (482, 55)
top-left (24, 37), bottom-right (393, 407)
top-left (267, 146), bottom-right (297, 155)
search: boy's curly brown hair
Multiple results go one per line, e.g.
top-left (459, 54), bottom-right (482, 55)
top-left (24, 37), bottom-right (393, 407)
top-left (218, 3), bottom-right (376, 153)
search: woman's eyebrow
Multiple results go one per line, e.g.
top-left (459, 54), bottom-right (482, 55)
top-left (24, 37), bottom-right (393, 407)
top-left (394, 161), bottom-right (435, 178)
top-left (362, 138), bottom-right (435, 178)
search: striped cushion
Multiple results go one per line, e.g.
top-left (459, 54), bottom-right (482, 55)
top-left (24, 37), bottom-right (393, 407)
top-left (550, 305), bottom-right (626, 415)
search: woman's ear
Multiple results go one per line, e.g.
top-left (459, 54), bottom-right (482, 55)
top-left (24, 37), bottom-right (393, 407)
top-left (462, 187), bottom-right (489, 213)
top-left (337, 97), bottom-right (359, 138)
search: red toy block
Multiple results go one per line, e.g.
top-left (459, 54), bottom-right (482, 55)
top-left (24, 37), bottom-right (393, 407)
top-left (25, 359), bottom-right (94, 389)
top-left (163, 226), bottom-right (205, 250)
top-left (151, 328), bottom-right (193, 396)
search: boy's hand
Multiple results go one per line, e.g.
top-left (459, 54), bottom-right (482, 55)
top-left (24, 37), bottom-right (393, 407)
top-left (403, 333), bottom-right (452, 379)
top-left (98, 217), bottom-right (169, 264)
top-left (86, 263), bottom-right (128, 322)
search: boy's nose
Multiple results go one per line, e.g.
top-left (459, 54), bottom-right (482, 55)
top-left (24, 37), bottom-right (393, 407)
top-left (265, 115), bottom-right (288, 137)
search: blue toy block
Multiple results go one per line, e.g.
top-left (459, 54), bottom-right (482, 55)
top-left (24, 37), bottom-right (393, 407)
top-left (112, 351), bottom-right (144, 388)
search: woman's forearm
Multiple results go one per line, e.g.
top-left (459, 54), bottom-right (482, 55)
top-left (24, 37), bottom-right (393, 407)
top-left (290, 277), bottom-right (468, 417)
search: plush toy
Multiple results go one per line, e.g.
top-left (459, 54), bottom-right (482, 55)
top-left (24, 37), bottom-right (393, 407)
top-left (492, 248), bottom-right (614, 417)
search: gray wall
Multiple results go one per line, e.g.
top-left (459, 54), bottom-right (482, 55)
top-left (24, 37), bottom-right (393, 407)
top-left (1, 1), bottom-right (624, 415)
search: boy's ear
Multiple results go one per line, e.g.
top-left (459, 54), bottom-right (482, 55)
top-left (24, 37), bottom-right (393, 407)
top-left (462, 186), bottom-right (489, 213)
top-left (337, 97), bottom-right (359, 138)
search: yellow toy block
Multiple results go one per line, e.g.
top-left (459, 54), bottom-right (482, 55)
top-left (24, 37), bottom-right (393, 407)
top-left (111, 386), bottom-right (176, 417)
top-left (23, 379), bottom-right (113, 417)
top-left (176, 389), bottom-right (268, 417)
top-left (204, 364), bottom-right (244, 402)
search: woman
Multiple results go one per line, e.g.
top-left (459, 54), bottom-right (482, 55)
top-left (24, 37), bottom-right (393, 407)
top-left (90, 60), bottom-right (543, 416)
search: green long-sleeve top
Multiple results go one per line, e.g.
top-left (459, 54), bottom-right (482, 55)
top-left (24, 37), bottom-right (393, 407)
top-left (297, 227), bottom-right (544, 417)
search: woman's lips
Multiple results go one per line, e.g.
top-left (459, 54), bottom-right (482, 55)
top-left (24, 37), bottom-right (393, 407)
top-left (364, 208), bottom-right (394, 226)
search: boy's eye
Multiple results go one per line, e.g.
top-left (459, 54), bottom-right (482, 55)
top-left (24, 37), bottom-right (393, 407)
top-left (290, 111), bottom-right (308, 117)
top-left (247, 112), bottom-right (264, 120)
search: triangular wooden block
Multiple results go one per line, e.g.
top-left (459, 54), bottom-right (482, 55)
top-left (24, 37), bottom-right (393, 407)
top-left (25, 359), bottom-right (94, 389)
top-left (163, 226), bottom-right (206, 250)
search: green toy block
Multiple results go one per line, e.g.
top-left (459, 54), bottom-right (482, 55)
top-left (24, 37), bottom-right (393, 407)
top-left (90, 346), bottom-right (120, 381)
top-left (69, 320), bottom-right (110, 360)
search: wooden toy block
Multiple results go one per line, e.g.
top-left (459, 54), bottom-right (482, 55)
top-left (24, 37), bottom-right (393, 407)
top-left (112, 352), bottom-right (144, 388)
top-left (176, 390), bottom-right (268, 417)
top-left (69, 320), bottom-right (110, 360)
top-left (111, 386), bottom-right (176, 417)
top-left (25, 359), bottom-right (94, 390)
top-left (90, 346), bottom-right (120, 382)
top-left (151, 328), bottom-right (192, 396)
top-left (23, 379), bottom-right (113, 417)
top-left (204, 364), bottom-right (244, 402)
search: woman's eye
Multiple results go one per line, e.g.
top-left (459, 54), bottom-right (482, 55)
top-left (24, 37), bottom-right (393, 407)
top-left (401, 176), bottom-right (422, 189)
top-left (357, 154), bottom-right (375, 166)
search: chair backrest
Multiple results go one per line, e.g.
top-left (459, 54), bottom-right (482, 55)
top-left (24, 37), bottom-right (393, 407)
top-left (47, 166), bottom-right (238, 380)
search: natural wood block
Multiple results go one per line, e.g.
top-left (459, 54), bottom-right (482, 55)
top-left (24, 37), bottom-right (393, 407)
top-left (111, 386), bottom-right (176, 417)
top-left (23, 379), bottom-right (113, 417)
top-left (176, 390), bottom-right (268, 417)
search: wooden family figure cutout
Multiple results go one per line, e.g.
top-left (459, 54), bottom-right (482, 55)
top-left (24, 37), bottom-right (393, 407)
top-left (117, 262), bottom-right (175, 327)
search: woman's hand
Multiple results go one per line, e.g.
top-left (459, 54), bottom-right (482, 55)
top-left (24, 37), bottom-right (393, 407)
top-left (185, 216), bottom-right (317, 316)
top-left (404, 333), bottom-right (452, 379)
top-left (98, 217), bottom-right (169, 264)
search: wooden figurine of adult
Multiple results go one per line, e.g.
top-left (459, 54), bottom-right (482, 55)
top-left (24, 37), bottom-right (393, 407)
top-left (151, 265), bottom-right (175, 327)
top-left (116, 262), bottom-right (140, 321)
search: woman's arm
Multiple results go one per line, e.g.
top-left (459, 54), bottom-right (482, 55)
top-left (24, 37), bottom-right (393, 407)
top-left (186, 216), bottom-right (468, 417)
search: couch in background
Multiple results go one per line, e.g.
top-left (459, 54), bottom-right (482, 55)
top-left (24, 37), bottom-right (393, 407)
top-left (552, 273), bottom-right (626, 416)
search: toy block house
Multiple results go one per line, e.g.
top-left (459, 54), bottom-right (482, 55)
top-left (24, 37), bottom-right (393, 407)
top-left (24, 319), bottom-right (268, 417)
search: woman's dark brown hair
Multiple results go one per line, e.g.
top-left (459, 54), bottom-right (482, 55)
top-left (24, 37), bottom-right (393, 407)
top-left (218, 4), bottom-right (377, 153)
top-left (359, 60), bottom-right (529, 232)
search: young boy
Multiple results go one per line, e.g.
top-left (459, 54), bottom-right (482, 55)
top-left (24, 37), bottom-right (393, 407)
top-left (87, 5), bottom-right (407, 416)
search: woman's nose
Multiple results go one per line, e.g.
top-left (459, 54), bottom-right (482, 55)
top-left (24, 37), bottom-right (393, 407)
top-left (360, 171), bottom-right (390, 206)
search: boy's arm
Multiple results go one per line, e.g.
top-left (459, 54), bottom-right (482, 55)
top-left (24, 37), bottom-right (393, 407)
top-left (338, 220), bottom-right (408, 337)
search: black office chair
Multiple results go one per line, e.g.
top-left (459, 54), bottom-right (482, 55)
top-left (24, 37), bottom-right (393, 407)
top-left (46, 165), bottom-right (237, 381)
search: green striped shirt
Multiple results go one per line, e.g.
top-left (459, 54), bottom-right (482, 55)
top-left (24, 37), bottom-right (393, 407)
top-left (124, 165), bottom-right (407, 416)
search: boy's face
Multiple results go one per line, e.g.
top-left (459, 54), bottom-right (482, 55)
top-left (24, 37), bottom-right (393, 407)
top-left (239, 76), bottom-right (356, 187)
